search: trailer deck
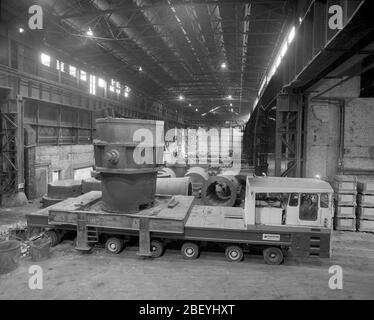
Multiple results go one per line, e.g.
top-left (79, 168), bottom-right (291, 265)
top-left (26, 190), bottom-right (332, 263)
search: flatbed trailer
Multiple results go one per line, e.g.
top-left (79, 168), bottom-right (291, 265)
top-left (26, 183), bottom-right (332, 265)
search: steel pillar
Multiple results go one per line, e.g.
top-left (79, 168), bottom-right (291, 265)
top-left (0, 93), bottom-right (25, 201)
top-left (275, 93), bottom-right (305, 177)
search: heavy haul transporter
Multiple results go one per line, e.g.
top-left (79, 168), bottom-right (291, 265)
top-left (26, 176), bottom-right (334, 265)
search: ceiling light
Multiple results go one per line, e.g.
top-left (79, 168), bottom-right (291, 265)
top-left (227, 95), bottom-right (232, 100)
top-left (178, 95), bottom-right (185, 101)
top-left (221, 62), bottom-right (227, 69)
top-left (138, 66), bottom-right (143, 72)
top-left (288, 26), bottom-right (296, 44)
top-left (230, 103), bottom-right (233, 107)
top-left (86, 28), bottom-right (93, 37)
top-left (195, 108), bottom-right (198, 112)
top-left (189, 103), bottom-right (192, 107)
top-left (19, 27), bottom-right (24, 33)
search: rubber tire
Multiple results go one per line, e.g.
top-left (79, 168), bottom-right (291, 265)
top-left (45, 230), bottom-right (60, 247)
top-left (225, 246), bottom-right (244, 262)
top-left (181, 242), bottom-right (200, 259)
top-left (263, 247), bottom-right (284, 265)
top-left (150, 240), bottom-right (164, 258)
top-left (105, 237), bottom-right (124, 254)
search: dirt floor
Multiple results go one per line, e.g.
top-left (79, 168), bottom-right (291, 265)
top-left (0, 203), bottom-right (374, 300)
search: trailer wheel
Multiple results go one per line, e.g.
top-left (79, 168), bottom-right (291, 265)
top-left (45, 230), bottom-right (60, 247)
top-left (225, 246), bottom-right (244, 262)
top-left (150, 240), bottom-right (164, 258)
top-left (263, 247), bottom-right (284, 265)
top-left (105, 237), bottom-right (124, 254)
top-left (181, 242), bottom-right (199, 259)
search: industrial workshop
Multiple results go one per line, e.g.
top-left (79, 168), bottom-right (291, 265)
top-left (0, 0), bottom-right (373, 302)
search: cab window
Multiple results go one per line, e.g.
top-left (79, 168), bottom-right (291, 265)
top-left (289, 193), bottom-right (299, 207)
top-left (299, 193), bottom-right (318, 221)
top-left (320, 193), bottom-right (329, 208)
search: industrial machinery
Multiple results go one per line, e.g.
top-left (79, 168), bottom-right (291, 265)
top-left (94, 118), bottom-right (164, 213)
top-left (26, 118), bottom-right (334, 265)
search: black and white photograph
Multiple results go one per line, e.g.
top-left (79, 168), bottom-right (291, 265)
top-left (0, 0), bottom-right (373, 306)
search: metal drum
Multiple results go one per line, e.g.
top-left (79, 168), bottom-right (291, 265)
top-left (94, 118), bottom-right (164, 213)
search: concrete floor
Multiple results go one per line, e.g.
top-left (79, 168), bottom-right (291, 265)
top-left (1, 203), bottom-right (374, 300)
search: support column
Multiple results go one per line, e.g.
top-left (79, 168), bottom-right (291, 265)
top-left (275, 93), bottom-right (305, 177)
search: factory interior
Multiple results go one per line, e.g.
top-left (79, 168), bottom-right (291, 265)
top-left (0, 0), bottom-right (374, 301)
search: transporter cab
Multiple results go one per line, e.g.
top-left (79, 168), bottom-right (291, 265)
top-left (26, 176), bottom-right (334, 265)
top-left (184, 176), bottom-right (334, 264)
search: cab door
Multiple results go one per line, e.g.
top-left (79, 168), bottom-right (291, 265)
top-left (297, 193), bottom-right (322, 227)
top-left (285, 193), bottom-right (300, 225)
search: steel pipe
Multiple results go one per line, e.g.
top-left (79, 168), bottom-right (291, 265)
top-left (158, 167), bottom-right (177, 179)
top-left (156, 177), bottom-right (192, 196)
top-left (184, 167), bottom-right (209, 197)
top-left (202, 175), bottom-right (240, 207)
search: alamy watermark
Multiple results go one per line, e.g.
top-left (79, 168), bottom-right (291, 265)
top-left (28, 265), bottom-right (43, 290)
top-left (329, 265), bottom-right (343, 290)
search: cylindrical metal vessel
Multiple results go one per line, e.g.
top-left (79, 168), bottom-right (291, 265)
top-left (184, 167), bottom-right (209, 184)
top-left (166, 163), bottom-right (188, 177)
top-left (94, 118), bottom-right (164, 171)
top-left (184, 167), bottom-right (209, 198)
top-left (202, 175), bottom-right (240, 207)
top-left (157, 167), bottom-right (177, 179)
top-left (156, 177), bottom-right (192, 196)
top-left (100, 172), bottom-right (157, 213)
top-left (94, 118), bottom-right (164, 213)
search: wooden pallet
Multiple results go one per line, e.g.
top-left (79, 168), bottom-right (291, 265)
top-left (334, 217), bottom-right (356, 231)
top-left (357, 219), bottom-right (374, 233)
top-left (357, 181), bottom-right (374, 195)
top-left (335, 206), bottom-right (356, 219)
top-left (357, 207), bottom-right (374, 220)
top-left (357, 194), bottom-right (374, 207)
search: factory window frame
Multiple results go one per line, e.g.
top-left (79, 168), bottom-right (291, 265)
top-left (109, 79), bottom-right (115, 92)
top-left (41, 53), bottom-right (51, 67)
top-left (115, 81), bottom-right (121, 94)
top-left (56, 60), bottom-right (65, 72)
top-left (89, 74), bottom-right (96, 95)
top-left (69, 65), bottom-right (77, 77)
top-left (80, 70), bottom-right (87, 81)
top-left (52, 171), bottom-right (61, 182)
top-left (98, 78), bottom-right (106, 88)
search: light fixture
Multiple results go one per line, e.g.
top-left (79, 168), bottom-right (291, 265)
top-left (178, 95), bottom-right (185, 101)
top-left (19, 27), bottom-right (24, 33)
top-left (195, 108), bottom-right (198, 112)
top-left (86, 28), bottom-right (93, 37)
top-left (189, 103), bottom-right (192, 107)
top-left (220, 62), bottom-right (227, 69)
top-left (315, 175), bottom-right (321, 179)
top-left (138, 66), bottom-right (143, 72)
top-left (230, 103), bottom-right (233, 107)
top-left (288, 26), bottom-right (296, 44)
top-left (227, 95), bottom-right (232, 100)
